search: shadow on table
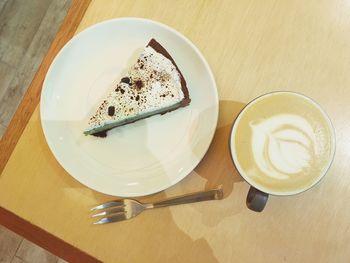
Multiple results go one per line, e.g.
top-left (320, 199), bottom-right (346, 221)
top-left (163, 100), bottom-right (249, 228)
top-left (194, 100), bottom-right (246, 197)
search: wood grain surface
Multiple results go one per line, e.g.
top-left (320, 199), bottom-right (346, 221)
top-left (0, 0), bottom-right (52, 68)
top-left (0, 0), bottom-right (91, 174)
top-left (0, 0), bottom-right (73, 134)
top-left (1, 0), bottom-right (350, 262)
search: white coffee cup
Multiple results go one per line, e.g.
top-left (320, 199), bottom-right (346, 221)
top-left (229, 91), bottom-right (336, 212)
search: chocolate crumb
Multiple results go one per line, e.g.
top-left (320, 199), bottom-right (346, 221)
top-left (135, 95), bottom-right (140, 101)
top-left (121, 77), bottom-right (130, 84)
top-left (135, 80), bottom-right (144, 90)
top-left (140, 64), bottom-right (144, 69)
top-left (120, 88), bottom-right (125, 94)
top-left (108, 106), bottom-right (115, 116)
top-left (150, 73), bottom-right (153, 78)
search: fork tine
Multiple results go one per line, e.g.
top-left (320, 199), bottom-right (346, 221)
top-left (91, 206), bottom-right (125, 218)
top-left (90, 200), bottom-right (124, 211)
top-left (93, 213), bottom-right (128, 225)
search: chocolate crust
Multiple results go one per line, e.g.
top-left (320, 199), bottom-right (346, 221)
top-left (147, 38), bottom-right (191, 107)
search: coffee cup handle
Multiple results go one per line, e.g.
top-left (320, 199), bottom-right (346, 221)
top-left (246, 186), bottom-right (269, 212)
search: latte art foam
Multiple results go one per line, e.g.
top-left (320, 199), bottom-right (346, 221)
top-left (231, 92), bottom-right (335, 195)
top-left (250, 114), bottom-right (316, 180)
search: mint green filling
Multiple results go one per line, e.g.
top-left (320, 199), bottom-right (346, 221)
top-left (84, 102), bottom-right (182, 135)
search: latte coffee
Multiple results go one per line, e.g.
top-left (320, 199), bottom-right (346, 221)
top-left (230, 92), bottom-right (335, 195)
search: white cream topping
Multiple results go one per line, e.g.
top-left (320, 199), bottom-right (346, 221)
top-left (250, 114), bottom-right (317, 180)
top-left (86, 45), bottom-right (185, 131)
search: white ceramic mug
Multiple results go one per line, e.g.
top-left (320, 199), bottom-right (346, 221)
top-left (229, 91), bottom-right (336, 212)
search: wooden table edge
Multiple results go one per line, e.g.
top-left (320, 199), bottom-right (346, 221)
top-left (0, 1), bottom-right (99, 262)
top-left (0, 207), bottom-right (100, 263)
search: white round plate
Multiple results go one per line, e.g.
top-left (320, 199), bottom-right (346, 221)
top-left (40, 18), bottom-right (218, 196)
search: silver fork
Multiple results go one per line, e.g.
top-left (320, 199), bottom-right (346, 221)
top-left (91, 188), bottom-right (223, 224)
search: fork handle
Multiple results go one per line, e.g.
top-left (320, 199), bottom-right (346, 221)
top-left (151, 188), bottom-right (223, 209)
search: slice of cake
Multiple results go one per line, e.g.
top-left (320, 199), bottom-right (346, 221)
top-left (84, 38), bottom-right (191, 137)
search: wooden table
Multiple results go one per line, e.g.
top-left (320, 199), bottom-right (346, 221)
top-left (1, 0), bottom-right (350, 262)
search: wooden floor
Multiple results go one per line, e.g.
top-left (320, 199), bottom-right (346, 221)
top-left (0, 0), bottom-right (72, 262)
